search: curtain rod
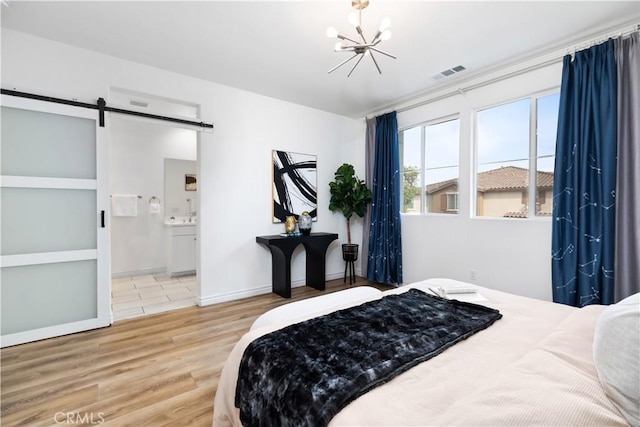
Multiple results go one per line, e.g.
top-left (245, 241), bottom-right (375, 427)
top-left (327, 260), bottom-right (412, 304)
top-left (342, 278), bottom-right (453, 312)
top-left (367, 23), bottom-right (640, 119)
top-left (365, 55), bottom-right (562, 119)
top-left (1, 88), bottom-right (214, 129)
top-left (569, 24), bottom-right (639, 56)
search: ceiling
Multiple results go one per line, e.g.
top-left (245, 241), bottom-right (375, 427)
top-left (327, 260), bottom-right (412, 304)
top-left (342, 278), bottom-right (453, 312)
top-left (2, 1), bottom-right (639, 118)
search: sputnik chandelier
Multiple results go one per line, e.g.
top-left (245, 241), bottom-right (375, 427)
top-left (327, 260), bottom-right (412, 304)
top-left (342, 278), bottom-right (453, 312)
top-left (327, 0), bottom-right (396, 77)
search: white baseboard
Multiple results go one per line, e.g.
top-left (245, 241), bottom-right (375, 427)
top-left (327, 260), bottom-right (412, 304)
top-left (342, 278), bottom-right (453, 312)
top-left (198, 285), bottom-right (272, 306)
top-left (197, 270), bottom-right (357, 307)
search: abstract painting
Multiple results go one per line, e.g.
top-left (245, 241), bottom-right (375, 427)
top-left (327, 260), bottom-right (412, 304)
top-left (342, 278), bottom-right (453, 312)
top-left (272, 150), bottom-right (317, 223)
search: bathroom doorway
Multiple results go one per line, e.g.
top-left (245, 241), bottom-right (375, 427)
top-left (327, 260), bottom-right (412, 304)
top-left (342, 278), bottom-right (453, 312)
top-left (108, 106), bottom-right (199, 321)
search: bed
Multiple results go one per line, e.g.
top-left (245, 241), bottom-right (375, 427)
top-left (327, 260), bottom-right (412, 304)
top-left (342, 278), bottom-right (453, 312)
top-left (213, 278), bottom-right (639, 426)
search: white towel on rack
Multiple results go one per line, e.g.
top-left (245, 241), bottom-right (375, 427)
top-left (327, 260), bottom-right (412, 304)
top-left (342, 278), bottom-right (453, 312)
top-left (111, 194), bottom-right (138, 217)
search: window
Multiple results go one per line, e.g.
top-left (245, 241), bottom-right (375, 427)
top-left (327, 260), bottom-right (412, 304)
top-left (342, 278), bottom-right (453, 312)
top-left (399, 127), bottom-right (421, 213)
top-left (475, 92), bottom-right (559, 218)
top-left (536, 93), bottom-right (560, 216)
top-left (446, 193), bottom-right (459, 212)
top-left (399, 117), bottom-right (460, 214)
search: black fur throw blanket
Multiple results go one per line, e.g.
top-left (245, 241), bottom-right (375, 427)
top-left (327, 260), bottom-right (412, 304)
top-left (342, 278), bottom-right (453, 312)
top-left (235, 288), bottom-right (502, 427)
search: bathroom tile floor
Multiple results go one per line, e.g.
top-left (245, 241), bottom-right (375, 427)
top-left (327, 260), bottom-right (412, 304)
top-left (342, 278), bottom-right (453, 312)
top-left (111, 273), bottom-right (196, 321)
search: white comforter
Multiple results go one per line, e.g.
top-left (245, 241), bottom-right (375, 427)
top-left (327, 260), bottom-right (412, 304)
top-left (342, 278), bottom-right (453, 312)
top-left (213, 279), bottom-right (627, 426)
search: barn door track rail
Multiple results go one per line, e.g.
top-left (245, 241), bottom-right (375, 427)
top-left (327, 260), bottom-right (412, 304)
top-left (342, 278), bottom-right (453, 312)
top-left (1, 88), bottom-right (214, 129)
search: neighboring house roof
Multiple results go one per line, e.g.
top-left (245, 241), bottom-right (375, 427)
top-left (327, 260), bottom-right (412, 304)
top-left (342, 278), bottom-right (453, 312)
top-left (503, 211), bottom-right (528, 218)
top-left (503, 210), bottom-right (553, 218)
top-left (425, 177), bottom-right (458, 194)
top-left (426, 166), bottom-right (554, 194)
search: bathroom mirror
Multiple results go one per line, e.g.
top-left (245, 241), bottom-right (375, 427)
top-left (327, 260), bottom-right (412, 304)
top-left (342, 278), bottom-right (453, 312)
top-left (164, 158), bottom-right (197, 218)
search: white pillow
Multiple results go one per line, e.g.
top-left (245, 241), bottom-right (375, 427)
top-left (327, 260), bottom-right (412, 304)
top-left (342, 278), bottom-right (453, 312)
top-left (593, 292), bottom-right (640, 426)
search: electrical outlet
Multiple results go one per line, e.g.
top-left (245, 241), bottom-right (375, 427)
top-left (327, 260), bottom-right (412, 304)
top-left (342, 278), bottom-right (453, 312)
top-left (470, 270), bottom-right (477, 281)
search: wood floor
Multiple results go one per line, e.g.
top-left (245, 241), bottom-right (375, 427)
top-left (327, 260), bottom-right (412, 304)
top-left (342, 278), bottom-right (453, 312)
top-left (1, 277), bottom-right (392, 426)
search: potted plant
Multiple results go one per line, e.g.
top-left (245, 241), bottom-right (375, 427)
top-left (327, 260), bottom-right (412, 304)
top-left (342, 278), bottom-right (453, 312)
top-left (328, 163), bottom-right (372, 262)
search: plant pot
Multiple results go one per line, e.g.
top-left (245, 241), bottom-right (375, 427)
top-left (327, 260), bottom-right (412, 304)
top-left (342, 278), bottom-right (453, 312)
top-left (342, 243), bottom-right (359, 262)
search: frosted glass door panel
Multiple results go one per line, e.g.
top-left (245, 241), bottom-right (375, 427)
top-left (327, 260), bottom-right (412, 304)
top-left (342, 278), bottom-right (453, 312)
top-left (1, 188), bottom-right (97, 256)
top-left (1, 106), bottom-right (96, 179)
top-left (0, 95), bottom-right (109, 348)
top-left (1, 260), bottom-right (97, 335)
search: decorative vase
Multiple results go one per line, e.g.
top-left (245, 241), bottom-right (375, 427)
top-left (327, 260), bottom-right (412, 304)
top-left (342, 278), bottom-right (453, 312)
top-left (284, 216), bottom-right (297, 234)
top-left (298, 211), bottom-right (312, 235)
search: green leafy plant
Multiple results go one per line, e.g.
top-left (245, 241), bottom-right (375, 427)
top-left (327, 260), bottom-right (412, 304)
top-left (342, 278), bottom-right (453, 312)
top-left (402, 165), bottom-right (420, 212)
top-left (329, 163), bottom-right (372, 244)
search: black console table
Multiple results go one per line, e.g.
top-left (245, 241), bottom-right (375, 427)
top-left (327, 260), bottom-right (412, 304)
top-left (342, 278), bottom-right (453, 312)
top-left (256, 232), bottom-right (339, 298)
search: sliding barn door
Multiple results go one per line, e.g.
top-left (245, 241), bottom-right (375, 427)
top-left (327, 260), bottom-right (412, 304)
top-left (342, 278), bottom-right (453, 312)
top-left (0, 95), bottom-right (110, 347)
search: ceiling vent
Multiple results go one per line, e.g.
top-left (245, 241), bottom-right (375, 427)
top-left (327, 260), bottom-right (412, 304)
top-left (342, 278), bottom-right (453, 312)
top-left (129, 100), bottom-right (149, 108)
top-left (432, 65), bottom-right (466, 80)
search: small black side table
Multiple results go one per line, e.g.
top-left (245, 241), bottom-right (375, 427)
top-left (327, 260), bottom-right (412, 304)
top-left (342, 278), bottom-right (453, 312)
top-left (256, 232), bottom-right (339, 298)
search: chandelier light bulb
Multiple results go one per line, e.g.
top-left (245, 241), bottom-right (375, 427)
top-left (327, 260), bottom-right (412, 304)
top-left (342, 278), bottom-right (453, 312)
top-left (348, 11), bottom-right (360, 27)
top-left (379, 16), bottom-right (391, 32)
top-left (327, 1), bottom-right (396, 76)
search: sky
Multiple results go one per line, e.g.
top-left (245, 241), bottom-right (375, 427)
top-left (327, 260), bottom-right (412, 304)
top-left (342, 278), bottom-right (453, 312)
top-left (401, 92), bottom-right (560, 186)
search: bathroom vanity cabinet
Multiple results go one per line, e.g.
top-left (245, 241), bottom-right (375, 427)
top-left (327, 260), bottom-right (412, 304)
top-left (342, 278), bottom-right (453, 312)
top-left (166, 223), bottom-right (196, 276)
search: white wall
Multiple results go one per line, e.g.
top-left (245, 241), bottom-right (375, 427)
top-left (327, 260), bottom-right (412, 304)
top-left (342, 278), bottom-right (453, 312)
top-left (109, 118), bottom-right (196, 276)
top-left (2, 28), bottom-right (564, 304)
top-left (397, 63), bottom-right (563, 301)
top-left (2, 29), bottom-right (363, 305)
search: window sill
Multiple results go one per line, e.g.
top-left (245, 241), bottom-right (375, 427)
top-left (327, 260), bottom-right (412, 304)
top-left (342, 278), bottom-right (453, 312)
top-left (471, 215), bottom-right (552, 222)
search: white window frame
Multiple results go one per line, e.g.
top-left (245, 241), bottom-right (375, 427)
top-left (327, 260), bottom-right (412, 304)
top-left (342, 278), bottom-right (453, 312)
top-left (399, 114), bottom-right (460, 215)
top-left (446, 192), bottom-right (459, 212)
top-left (473, 89), bottom-right (559, 220)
